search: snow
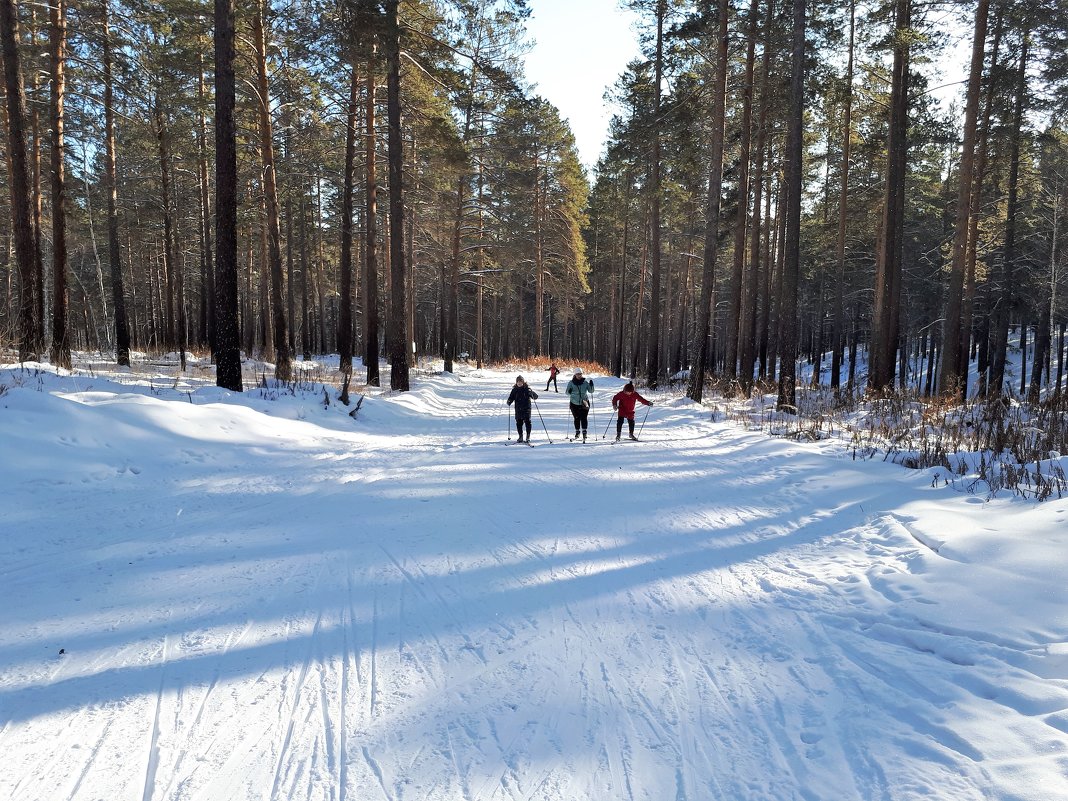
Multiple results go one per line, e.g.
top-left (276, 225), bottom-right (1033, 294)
top-left (1, 360), bottom-right (1067, 801)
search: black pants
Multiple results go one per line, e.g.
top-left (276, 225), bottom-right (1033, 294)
top-left (569, 403), bottom-right (589, 435)
top-left (616, 416), bottom-right (635, 437)
top-left (515, 416), bottom-right (532, 439)
top-left (546, 376), bottom-right (558, 391)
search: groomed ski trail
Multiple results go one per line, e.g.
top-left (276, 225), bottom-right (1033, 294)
top-left (1, 366), bottom-right (1065, 801)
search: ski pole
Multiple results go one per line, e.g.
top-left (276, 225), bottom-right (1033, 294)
top-left (602, 409), bottom-right (614, 439)
top-left (533, 398), bottom-right (553, 444)
top-left (505, 400), bottom-right (512, 441)
top-left (636, 403), bottom-right (652, 438)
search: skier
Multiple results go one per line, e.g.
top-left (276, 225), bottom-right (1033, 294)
top-left (507, 375), bottom-right (539, 443)
top-left (545, 362), bottom-right (560, 392)
top-left (611, 382), bottom-right (652, 441)
top-left (565, 368), bottom-right (594, 441)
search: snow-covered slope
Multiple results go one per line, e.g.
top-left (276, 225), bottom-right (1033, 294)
top-left (1, 363), bottom-right (1066, 801)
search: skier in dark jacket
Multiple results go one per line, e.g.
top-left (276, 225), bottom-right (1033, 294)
top-left (611, 382), bottom-right (652, 440)
top-left (545, 362), bottom-right (559, 392)
top-left (565, 369), bottom-right (594, 441)
top-left (507, 375), bottom-right (539, 442)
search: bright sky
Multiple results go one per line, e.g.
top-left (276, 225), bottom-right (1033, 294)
top-left (522, 0), bottom-right (644, 172)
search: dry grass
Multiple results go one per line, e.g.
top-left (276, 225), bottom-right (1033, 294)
top-left (710, 382), bottom-right (1068, 501)
top-left (489, 357), bottom-right (610, 377)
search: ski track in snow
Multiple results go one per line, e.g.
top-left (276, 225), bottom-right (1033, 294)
top-left (1, 365), bottom-right (1067, 800)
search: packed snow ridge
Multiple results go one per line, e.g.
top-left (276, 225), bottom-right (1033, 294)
top-left (1, 359), bottom-right (1067, 801)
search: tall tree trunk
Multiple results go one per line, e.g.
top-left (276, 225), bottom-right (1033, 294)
top-left (534, 146), bottom-right (545, 357)
top-left (631, 209), bottom-right (648, 377)
top-left (364, 52), bottom-right (380, 385)
top-left (385, 0), bottom-right (409, 391)
top-left (300, 194), bottom-right (311, 359)
top-left (1028, 190), bottom-right (1057, 404)
top-left (740, 0), bottom-right (775, 394)
top-left (614, 183), bottom-right (630, 378)
top-left (197, 53), bottom-right (214, 354)
top-left (777, 0), bottom-right (805, 411)
top-left (1055, 322), bottom-right (1065, 400)
top-left (990, 30), bottom-right (1028, 398)
top-left (338, 59), bottom-right (359, 376)
top-left (445, 54), bottom-right (483, 372)
top-left (963, 6), bottom-right (1004, 397)
top-left (475, 151), bottom-right (485, 368)
top-left (830, 0), bottom-right (855, 392)
top-left (29, 5), bottom-right (45, 355)
top-left (687, 0), bottom-right (729, 402)
top-left (768, 170), bottom-right (788, 380)
top-left (647, 0), bottom-right (665, 388)
top-left (727, 0), bottom-right (760, 386)
top-left (214, 0), bottom-right (242, 391)
top-left (154, 100), bottom-right (177, 351)
top-left (446, 174), bottom-right (465, 370)
top-left (406, 132), bottom-right (416, 367)
top-left (48, 0), bottom-right (70, 368)
top-left (252, 1), bottom-right (291, 381)
top-left (1, 0), bottom-right (40, 361)
top-left (938, 0), bottom-right (989, 396)
top-left (757, 150), bottom-right (775, 378)
top-left (79, 144), bottom-right (109, 351)
top-left (869, 0), bottom-right (910, 393)
top-left (284, 129), bottom-right (295, 354)
top-left (27, 6), bottom-right (44, 352)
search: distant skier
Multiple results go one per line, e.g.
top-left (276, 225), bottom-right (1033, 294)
top-left (565, 369), bottom-right (594, 441)
top-left (507, 375), bottom-right (539, 443)
top-left (545, 362), bottom-right (560, 392)
top-left (611, 382), bottom-right (652, 441)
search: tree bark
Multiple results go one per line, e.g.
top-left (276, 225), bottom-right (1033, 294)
top-left (740, 0), bottom-right (775, 394)
top-left (647, 0), bottom-right (665, 388)
top-left (29, 5), bottom-right (45, 355)
top-left (963, 6), bottom-right (1003, 398)
top-left (49, 0), bottom-right (71, 369)
top-left (339, 59), bottom-right (359, 376)
top-left (938, 0), bottom-right (988, 397)
top-left (197, 53), bottom-right (214, 354)
top-left (153, 100), bottom-right (177, 352)
top-left (385, 0), bottom-right (409, 391)
top-left (614, 181), bottom-right (630, 378)
top-left (829, 0), bottom-right (855, 392)
top-left (1028, 187), bottom-right (1057, 404)
top-left (214, 0), bottom-right (242, 391)
top-left (869, 0), bottom-right (910, 393)
top-left (687, 0), bottom-right (729, 402)
top-left (534, 145), bottom-right (545, 357)
top-left (989, 30), bottom-right (1028, 398)
top-left (1, 0), bottom-right (40, 361)
top-left (364, 52), bottom-right (380, 385)
top-left (727, 0), bottom-right (760, 386)
top-left (252, 1), bottom-right (292, 381)
top-left (777, 0), bottom-right (805, 411)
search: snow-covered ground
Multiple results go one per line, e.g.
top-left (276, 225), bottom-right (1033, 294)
top-left (2, 360), bottom-right (1067, 801)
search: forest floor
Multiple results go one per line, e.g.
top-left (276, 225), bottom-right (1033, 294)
top-left (1, 358), bottom-right (1067, 801)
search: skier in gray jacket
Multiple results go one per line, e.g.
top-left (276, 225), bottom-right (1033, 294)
top-left (565, 369), bottom-right (594, 441)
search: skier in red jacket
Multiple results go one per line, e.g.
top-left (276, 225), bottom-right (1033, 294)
top-left (545, 362), bottom-right (559, 392)
top-left (611, 382), bottom-right (652, 441)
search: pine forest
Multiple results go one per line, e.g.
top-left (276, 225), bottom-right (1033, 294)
top-left (2, 0), bottom-right (1068, 410)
